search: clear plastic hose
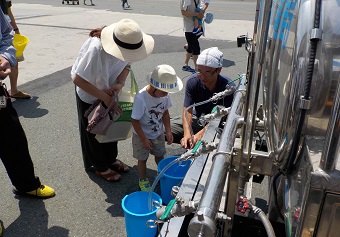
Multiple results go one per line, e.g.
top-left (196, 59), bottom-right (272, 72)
top-left (148, 157), bottom-right (182, 211)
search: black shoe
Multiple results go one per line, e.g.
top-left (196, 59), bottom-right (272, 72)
top-left (85, 166), bottom-right (95, 172)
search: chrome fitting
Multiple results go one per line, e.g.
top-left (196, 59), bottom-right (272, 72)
top-left (310, 28), bottom-right (322, 40)
top-left (300, 95), bottom-right (312, 109)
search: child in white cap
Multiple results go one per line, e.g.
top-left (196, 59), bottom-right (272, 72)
top-left (131, 64), bottom-right (183, 191)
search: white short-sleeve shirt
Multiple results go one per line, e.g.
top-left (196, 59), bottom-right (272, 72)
top-left (131, 86), bottom-right (173, 139)
top-left (71, 37), bottom-right (128, 104)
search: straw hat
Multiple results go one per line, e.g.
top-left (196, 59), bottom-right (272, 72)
top-left (146, 65), bottom-right (183, 93)
top-left (101, 19), bottom-right (154, 62)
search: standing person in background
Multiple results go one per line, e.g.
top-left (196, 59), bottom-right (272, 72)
top-left (0, 5), bottom-right (55, 200)
top-left (131, 64), bottom-right (182, 191)
top-left (122, 0), bottom-right (130, 9)
top-left (192, 0), bottom-right (210, 36)
top-left (180, 0), bottom-right (204, 73)
top-left (84, 0), bottom-right (94, 6)
top-left (0, 9), bottom-right (55, 235)
top-left (72, 19), bottom-right (154, 182)
top-left (0, 0), bottom-right (30, 99)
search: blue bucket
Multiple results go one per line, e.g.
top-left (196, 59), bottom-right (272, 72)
top-left (157, 156), bottom-right (192, 204)
top-left (122, 191), bottom-right (162, 237)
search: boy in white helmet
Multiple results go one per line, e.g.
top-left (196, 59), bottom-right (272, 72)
top-left (131, 64), bottom-right (183, 191)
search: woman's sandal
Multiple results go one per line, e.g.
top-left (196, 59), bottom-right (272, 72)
top-left (95, 170), bottom-right (121, 182)
top-left (110, 160), bottom-right (129, 173)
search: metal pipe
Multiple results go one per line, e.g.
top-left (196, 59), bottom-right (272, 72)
top-left (242, 0), bottom-right (273, 158)
top-left (240, 0), bottom-right (272, 197)
top-left (252, 0), bottom-right (261, 44)
top-left (187, 75), bottom-right (247, 237)
top-left (320, 78), bottom-right (340, 172)
top-left (284, 0), bottom-right (322, 174)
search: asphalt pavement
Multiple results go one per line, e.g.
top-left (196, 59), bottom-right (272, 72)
top-left (0, 1), bottom-right (256, 236)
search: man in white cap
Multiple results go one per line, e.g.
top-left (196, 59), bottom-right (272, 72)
top-left (171, 47), bottom-right (235, 149)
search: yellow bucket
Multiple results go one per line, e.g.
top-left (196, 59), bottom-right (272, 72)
top-left (13, 34), bottom-right (29, 58)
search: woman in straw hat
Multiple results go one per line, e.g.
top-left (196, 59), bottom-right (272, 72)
top-left (131, 64), bottom-right (183, 191)
top-left (71, 19), bottom-right (154, 182)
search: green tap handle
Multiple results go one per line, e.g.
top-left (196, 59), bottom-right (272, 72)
top-left (160, 199), bottom-right (177, 221)
top-left (211, 105), bottom-right (218, 113)
top-left (192, 140), bottom-right (202, 154)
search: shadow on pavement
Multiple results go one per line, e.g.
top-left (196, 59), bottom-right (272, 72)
top-left (4, 198), bottom-right (69, 237)
top-left (223, 58), bottom-right (236, 67)
top-left (85, 165), bottom-right (160, 218)
top-left (13, 96), bottom-right (49, 118)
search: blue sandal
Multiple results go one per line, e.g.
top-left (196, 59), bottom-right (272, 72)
top-left (182, 66), bottom-right (196, 73)
top-left (182, 65), bottom-right (193, 71)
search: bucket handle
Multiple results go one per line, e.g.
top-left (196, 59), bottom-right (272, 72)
top-left (145, 219), bottom-right (158, 229)
top-left (178, 159), bottom-right (190, 167)
top-left (145, 199), bottom-right (162, 229)
top-left (153, 199), bottom-right (161, 209)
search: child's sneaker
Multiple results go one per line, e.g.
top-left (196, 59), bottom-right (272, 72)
top-left (192, 27), bottom-right (200, 34)
top-left (139, 179), bottom-right (151, 191)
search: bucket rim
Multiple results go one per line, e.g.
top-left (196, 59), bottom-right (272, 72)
top-left (13, 34), bottom-right (29, 43)
top-left (121, 191), bottom-right (162, 217)
top-left (158, 156), bottom-right (191, 179)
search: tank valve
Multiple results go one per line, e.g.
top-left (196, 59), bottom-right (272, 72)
top-left (236, 196), bottom-right (249, 213)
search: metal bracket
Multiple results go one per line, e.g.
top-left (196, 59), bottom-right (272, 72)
top-left (310, 28), bottom-right (322, 41)
top-left (300, 95), bottom-right (312, 109)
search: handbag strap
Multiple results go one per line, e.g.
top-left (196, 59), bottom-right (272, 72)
top-left (85, 67), bottom-right (137, 119)
top-left (193, 0), bottom-right (198, 8)
top-left (103, 93), bottom-right (119, 116)
top-left (84, 93), bottom-right (118, 118)
top-left (127, 67), bottom-right (139, 95)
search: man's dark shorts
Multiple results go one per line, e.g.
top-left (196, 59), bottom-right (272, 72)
top-left (185, 32), bottom-right (201, 55)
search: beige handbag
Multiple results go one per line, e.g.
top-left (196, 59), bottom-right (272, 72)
top-left (95, 69), bottom-right (138, 143)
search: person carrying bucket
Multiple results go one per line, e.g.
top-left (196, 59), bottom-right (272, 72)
top-left (131, 64), bottom-right (183, 191)
top-left (0, 0), bottom-right (31, 99)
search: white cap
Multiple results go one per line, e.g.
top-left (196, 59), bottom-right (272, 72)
top-left (197, 47), bottom-right (223, 68)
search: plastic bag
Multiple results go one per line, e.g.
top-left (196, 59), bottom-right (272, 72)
top-left (95, 69), bottom-right (138, 143)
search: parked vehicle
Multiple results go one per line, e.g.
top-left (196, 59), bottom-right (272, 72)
top-left (155, 0), bottom-right (340, 236)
